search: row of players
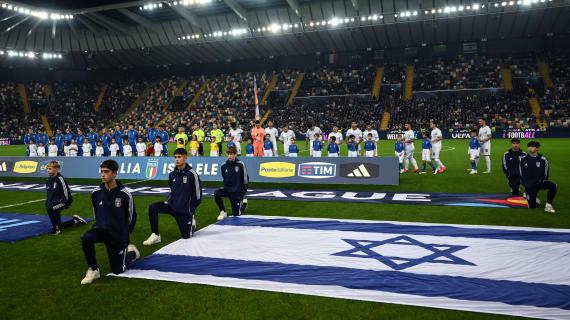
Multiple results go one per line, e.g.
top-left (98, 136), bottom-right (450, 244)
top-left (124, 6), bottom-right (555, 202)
top-left (42, 139), bottom-right (557, 284)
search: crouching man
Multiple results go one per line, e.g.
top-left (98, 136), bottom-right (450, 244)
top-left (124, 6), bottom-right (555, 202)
top-left (80, 160), bottom-right (139, 284)
top-left (216, 147), bottom-right (249, 220)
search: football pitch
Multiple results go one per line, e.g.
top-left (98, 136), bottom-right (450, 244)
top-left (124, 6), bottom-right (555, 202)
top-left (0, 138), bottom-right (568, 319)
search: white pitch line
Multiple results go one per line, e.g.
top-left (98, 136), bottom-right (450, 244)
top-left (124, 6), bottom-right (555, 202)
top-left (0, 182), bottom-right (147, 210)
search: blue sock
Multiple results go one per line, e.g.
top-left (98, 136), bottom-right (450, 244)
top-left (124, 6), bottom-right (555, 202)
top-left (399, 163), bottom-right (403, 170)
top-left (471, 161), bottom-right (476, 170)
top-left (430, 163), bottom-right (436, 171)
top-left (422, 163), bottom-right (426, 172)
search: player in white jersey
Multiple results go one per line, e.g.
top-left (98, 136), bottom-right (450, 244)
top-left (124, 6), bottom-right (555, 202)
top-left (82, 142), bottom-right (92, 157)
top-left (109, 139), bottom-right (119, 157)
top-left (430, 120), bottom-right (446, 173)
top-left (363, 124), bottom-right (380, 156)
top-left (48, 140), bottom-right (58, 157)
top-left (403, 123), bottom-right (419, 173)
top-left (229, 125), bottom-right (244, 156)
top-left (37, 142), bottom-right (46, 157)
top-left (279, 126), bottom-right (295, 156)
top-left (95, 141), bottom-right (104, 157)
top-left (122, 138), bottom-right (133, 157)
top-left (264, 121), bottom-right (279, 156)
top-left (328, 126), bottom-right (343, 146)
top-left (346, 122), bottom-right (363, 155)
top-left (478, 118), bottom-right (492, 173)
top-left (28, 141), bottom-right (38, 157)
top-left (305, 124), bottom-right (322, 156)
top-left (136, 138), bottom-right (146, 157)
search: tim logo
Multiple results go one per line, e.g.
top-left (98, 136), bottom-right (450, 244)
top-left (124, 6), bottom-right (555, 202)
top-left (298, 162), bottom-right (336, 179)
top-left (146, 158), bottom-right (159, 179)
top-left (340, 163), bottom-right (380, 179)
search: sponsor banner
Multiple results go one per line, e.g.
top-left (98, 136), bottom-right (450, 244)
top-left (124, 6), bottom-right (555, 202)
top-left (381, 128), bottom-right (570, 140)
top-left (116, 215), bottom-right (570, 319)
top-left (0, 181), bottom-right (528, 208)
top-left (0, 156), bottom-right (399, 185)
top-left (0, 212), bottom-right (92, 242)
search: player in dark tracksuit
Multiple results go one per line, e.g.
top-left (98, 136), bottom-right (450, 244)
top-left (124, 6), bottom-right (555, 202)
top-left (502, 138), bottom-right (526, 196)
top-left (80, 160), bottom-right (139, 284)
top-left (45, 160), bottom-right (86, 234)
top-left (215, 146), bottom-right (249, 220)
top-left (143, 148), bottom-right (202, 246)
top-left (519, 141), bottom-right (557, 213)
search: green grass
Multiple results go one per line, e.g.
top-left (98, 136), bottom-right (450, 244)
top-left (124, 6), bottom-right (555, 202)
top-left (0, 138), bottom-right (568, 319)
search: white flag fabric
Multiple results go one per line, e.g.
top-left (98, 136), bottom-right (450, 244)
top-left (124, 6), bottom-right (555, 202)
top-left (117, 215), bottom-right (570, 319)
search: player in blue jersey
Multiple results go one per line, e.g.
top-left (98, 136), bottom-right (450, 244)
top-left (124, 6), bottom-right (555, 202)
top-left (347, 135), bottom-right (358, 157)
top-left (288, 137), bottom-right (299, 157)
top-left (87, 127), bottom-right (99, 156)
top-left (420, 131), bottom-right (437, 174)
top-left (327, 136), bottom-right (340, 157)
top-left (263, 134), bottom-right (274, 157)
top-left (245, 138), bottom-right (254, 157)
top-left (364, 133), bottom-right (376, 157)
top-left (468, 129), bottom-right (481, 174)
top-left (394, 134), bottom-right (405, 173)
top-left (312, 133), bottom-right (323, 157)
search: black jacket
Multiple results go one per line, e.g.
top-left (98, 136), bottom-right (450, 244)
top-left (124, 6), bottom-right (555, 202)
top-left (91, 180), bottom-right (136, 246)
top-left (167, 163), bottom-right (202, 215)
top-left (519, 153), bottom-right (549, 188)
top-left (221, 158), bottom-right (249, 195)
top-left (46, 173), bottom-right (73, 209)
top-left (502, 149), bottom-right (526, 178)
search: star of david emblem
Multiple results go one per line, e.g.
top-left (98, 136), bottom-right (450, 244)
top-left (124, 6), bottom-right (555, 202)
top-left (332, 235), bottom-right (476, 270)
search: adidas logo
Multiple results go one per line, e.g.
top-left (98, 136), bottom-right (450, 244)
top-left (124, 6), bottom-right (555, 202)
top-left (347, 164), bottom-right (372, 178)
top-left (0, 162), bottom-right (7, 172)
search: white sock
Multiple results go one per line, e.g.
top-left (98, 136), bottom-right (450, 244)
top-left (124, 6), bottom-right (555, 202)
top-left (410, 158), bottom-right (418, 170)
top-left (485, 156), bottom-right (491, 172)
top-left (435, 159), bottom-right (444, 168)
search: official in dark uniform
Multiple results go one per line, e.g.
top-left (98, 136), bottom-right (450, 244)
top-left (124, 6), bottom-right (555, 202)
top-left (520, 141), bottom-right (557, 213)
top-left (143, 148), bottom-right (202, 246)
top-left (45, 160), bottom-right (86, 234)
top-left (216, 146), bottom-right (249, 220)
top-left (80, 160), bottom-right (139, 284)
top-left (502, 138), bottom-right (526, 196)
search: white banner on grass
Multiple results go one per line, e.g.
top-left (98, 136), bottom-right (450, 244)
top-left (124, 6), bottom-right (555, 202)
top-left (117, 215), bottom-right (570, 319)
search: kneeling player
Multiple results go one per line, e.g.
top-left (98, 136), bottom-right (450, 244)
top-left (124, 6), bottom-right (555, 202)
top-left (45, 161), bottom-right (86, 234)
top-left (80, 160), bottom-right (139, 284)
top-left (144, 148), bottom-right (202, 245)
top-left (420, 131), bottom-right (436, 174)
top-left (468, 130), bottom-right (480, 174)
top-left (216, 147), bottom-right (249, 220)
top-left (520, 141), bottom-right (556, 213)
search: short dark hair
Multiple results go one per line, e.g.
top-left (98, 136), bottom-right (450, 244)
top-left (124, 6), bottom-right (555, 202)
top-left (330, 136), bottom-right (336, 141)
top-left (368, 133), bottom-right (373, 137)
top-left (174, 148), bottom-right (187, 155)
top-left (511, 138), bottom-right (521, 143)
top-left (254, 120), bottom-right (260, 124)
top-left (227, 146), bottom-right (237, 154)
top-left (470, 129), bottom-right (478, 134)
top-left (527, 141), bottom-right (541, 148)
top-left (100, 159), bottom-right (119, 172)
top-left (430, 120), bottom-right (438, 126)
top-left (422, 131), bottom-right (429, 137)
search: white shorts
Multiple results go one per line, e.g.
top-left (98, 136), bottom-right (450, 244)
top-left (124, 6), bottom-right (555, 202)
top-left (480, 142), bottom-right (491, 156)
top-left (405, 145), bottom-right (415, 159)
top-left (469, 149), bottom-right (480, 161)
top-left (284, 143), bottom-right (291, 156)
top-left (422, 149), bottom-right (431, 161)
top-left (138, 152), bottom-right (146, 157)
top-left (264, 150), bottom-right (273, 157)
top-left (210, 151), bottom-right (219, 157)
top-left (395, 151), bottom-right (405, 163)
top-left (48, 153), bottom-right (58, 157)
top-left (313, 151), bottom-right (322, 157)
top-left (246, 154), bottom-right (254, 157)
top-left (431, 144), bottom-right (442, 159)
top-left (190, 150), bottom-right (198, 156)
top-left (365, 150), bottom-right (375, 157)
top-left (348, 151), bottom-right (358, 157)
top-left (328, 153), bottom-right (339, 157)
top-left (288, 153), bottom-right (298, 157)
top-left (235, 143), bottom-right (242, 155)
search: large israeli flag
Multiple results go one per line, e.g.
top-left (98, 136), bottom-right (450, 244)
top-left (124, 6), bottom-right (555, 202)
top-left (118, 215), bottom-right (570, 319)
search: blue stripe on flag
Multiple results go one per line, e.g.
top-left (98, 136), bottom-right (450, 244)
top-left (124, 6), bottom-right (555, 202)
top-left (133, 254), bottom-right (570, 310)
top-left (217, 217), bottom-right (570, 243)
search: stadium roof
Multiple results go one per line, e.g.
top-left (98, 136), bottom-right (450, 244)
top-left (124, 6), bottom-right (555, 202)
top-left (0, 0), bottom-right (568, 69)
